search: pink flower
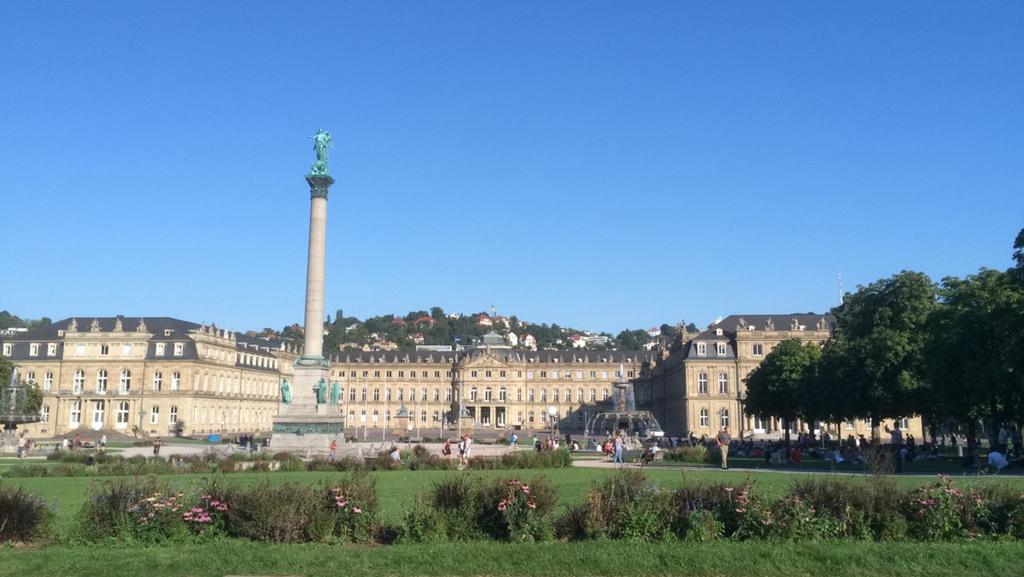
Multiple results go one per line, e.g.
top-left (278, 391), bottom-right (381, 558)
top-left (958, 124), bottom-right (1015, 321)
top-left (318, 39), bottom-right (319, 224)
top-left (352, 507), bottom-right (362, 514)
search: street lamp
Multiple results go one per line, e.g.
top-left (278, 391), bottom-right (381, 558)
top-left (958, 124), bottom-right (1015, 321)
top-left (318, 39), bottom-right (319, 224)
top-left (546, 405), bottom-right (557, 439)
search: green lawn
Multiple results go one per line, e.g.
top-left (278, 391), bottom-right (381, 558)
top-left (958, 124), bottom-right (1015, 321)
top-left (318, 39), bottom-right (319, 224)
top-left (1, 540), bottom-right (1022, 577)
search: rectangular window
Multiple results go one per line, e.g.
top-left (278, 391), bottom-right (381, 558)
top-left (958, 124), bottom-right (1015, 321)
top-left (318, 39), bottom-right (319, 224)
top-left (696, 343), bottom-right (707, 356)
top-left (70, 401), bottom-right (82, 426)
top-left (75, 344), bottom-right (85, 357)
top-left (716, 343), bottom-right (727, 356)
top-left (155, 343), bottom-right (166, 356)
top-left (92, 401), bottom-right (106, 427)
top-left (41, 405), bottom-right (50, 422)
top-left (173, 343), bottom-right (184, 356)
top-left (699, 409), bottom-right (709, 428)
top-left (153, 372), bottom-right (162, 391)
top-left (122, 344), bottom-right (133, 356)
top-left (170, 372), bottom-right (180, 391)
top-left (170, 406), bottom-right (178, 423)
top-left (116, 401), bottom-right (130, 424)
top-left (1, 343), bottom-right (11, 356)
top-left (551, 370), bottom-right (559, 379)
top-left (43, 372), bottom-right (53, 392)
top-left (47, 343), bottom-right (57, 356)
top-left (575, 370), bottom-right (583, 379)
top-left (752, 343), bottom-right (764, 356)
top-left (29, 343), bottom-right (39, 356)
top-left (527, 371), bottom-right (534, 380)
top-left (150, 406), bottom-right (160, 424)
top-left (100, 344), bottom-right (109, 355)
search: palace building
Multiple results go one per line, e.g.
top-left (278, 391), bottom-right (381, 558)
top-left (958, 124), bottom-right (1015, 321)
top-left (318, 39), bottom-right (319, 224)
top-left (0, 317), bottom-right (646, 439)
top-left (636, 314), bottom-right (924, 440)
top-left (2, 314), bottom-right (923, 441)
top-left (1, 317), bottom-right (294, 438)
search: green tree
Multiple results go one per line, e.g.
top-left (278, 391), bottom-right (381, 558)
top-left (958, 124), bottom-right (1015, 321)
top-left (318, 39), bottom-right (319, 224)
top-left (927, 268), bottom-right (1024, 443)
top-left (825, 271), bottom-right (937, 440)
top-left (744, 339), bottom-right (822, 453)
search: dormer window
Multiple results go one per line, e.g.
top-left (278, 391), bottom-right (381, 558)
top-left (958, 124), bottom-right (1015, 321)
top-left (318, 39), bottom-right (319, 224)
top-left (173, 342), bottom-right (184, 356)
top-left (156, 343), bottom-right (166, 356)
top-left (696, 343), bottom-right (707, 356)
top-left (47, 343), bottom-right (57, 356)
top-left (29, 343), bottom-right (40, 356)
top-left (716, 343), bottom-right (727, 356)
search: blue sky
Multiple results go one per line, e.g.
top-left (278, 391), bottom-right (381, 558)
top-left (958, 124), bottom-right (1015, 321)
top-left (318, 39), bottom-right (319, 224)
top-left (1, 2), bottom-right (1022, 334)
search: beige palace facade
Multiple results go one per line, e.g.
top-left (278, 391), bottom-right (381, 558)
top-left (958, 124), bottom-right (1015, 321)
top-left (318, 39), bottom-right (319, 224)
top-left (638, 314), bottom-right (924, 440)
top-left (1, 318), bottom-right (646, 439)
top-left (1, 317), bottom-right (293, 439)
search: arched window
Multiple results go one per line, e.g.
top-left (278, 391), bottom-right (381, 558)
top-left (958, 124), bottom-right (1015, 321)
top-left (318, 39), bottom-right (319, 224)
top-left (470, 387), bottom-right (478, 401)
top-left (699, 408), bottom-right (709, 428)
top-left (498, 387), bottom-right (507, 401)
top-left (552, 388), bottom-right (559, 402)
top-left (577, 388), bottom-right (584, 403)
top-left (96, 369), bottom-right (108, 393)
top-left (697, 373), bottom-right (708, 394)
top-left (718, 373), bottom-right (728, 394)
top-left (373, 388), bottom-right (380, 401)
top-left (540, 388), bottom-right (547, 402)
top-left (589, 388), bottom-right (597, 402)
top-left (484, 387), bottom-right (492, 401)
top-left (73, 370), bottom-right (85, 394)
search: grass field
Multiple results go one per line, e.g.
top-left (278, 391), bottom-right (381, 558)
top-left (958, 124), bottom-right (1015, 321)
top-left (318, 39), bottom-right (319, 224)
top-left (0, 540), bottom-right (1021, 577)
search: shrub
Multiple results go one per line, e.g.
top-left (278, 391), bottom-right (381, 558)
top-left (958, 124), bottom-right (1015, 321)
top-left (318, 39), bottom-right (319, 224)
top-left (205, 474), bottom-right (379, 543)
top-left (0, 484), bottom-right (52, 542)
top-left (78, 477), bottom-right (187, 542)
top-left (582, 470), bottom-right (672, 541)
top-left (474, 477), bottom-right (557, 542)
top-left (663, 445), bottom-right (712, 464)
top-left (904, 475), bottom-right (988, 541)
top-left (980, 485), bottom-right (1024, 538)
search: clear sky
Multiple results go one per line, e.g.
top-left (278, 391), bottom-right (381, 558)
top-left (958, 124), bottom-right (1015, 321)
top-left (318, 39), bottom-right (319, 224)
top-left (1, 2), bottom-right (1022, 334)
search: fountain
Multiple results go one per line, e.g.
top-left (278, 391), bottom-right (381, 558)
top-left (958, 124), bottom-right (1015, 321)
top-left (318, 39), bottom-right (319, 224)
top-left (584, 369), bottom-right (663, 444)
top-left (0, 367), bottom-right (42, 454)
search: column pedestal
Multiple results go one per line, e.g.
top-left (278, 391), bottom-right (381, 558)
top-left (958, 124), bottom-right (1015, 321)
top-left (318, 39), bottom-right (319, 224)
top-left (270, 363), bottom-right (351, 458)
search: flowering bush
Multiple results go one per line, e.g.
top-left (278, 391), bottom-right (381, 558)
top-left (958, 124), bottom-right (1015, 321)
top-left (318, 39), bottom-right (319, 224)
top-left (494, 479), bottom-right (539, 541)
top-left (577, 470), bottom-right (672, 541)
top-left (904, 475), bottom-right (988, 540)
top-left (476, 476), bottom-right (557, 542)
top-left (324, 475), bottom-right (379, 543)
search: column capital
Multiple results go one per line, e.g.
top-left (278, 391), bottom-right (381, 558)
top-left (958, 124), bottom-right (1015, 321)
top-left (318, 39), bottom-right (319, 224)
top-left (305, 174), bottom-right (335, 199)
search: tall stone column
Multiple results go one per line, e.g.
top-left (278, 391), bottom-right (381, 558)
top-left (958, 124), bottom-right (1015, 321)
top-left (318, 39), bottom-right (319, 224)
top-left (301, 175), bottom-right (333, 362)
top-left (271, 129), bottom-right (349, 458)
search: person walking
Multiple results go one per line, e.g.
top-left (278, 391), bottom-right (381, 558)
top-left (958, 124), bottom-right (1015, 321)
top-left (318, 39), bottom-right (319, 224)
top-left (329, 439), bottom-right (338, 461)
top-left (152, 436), bottom-right (162, 456)
top-left (717, 426), bottom-right (731, 470)
top-left (612, 432), bottom-right (624, 464)
top-left (16, 433), bottom-right (28, 459)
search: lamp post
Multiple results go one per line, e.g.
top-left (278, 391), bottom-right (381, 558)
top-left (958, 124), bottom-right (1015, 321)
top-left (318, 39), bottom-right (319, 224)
top-left (547, 405), bottom-right (557, 440)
